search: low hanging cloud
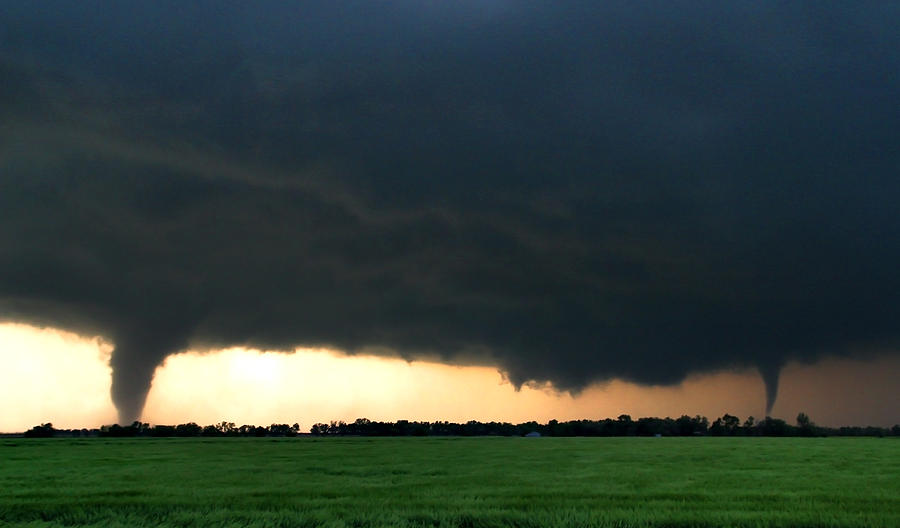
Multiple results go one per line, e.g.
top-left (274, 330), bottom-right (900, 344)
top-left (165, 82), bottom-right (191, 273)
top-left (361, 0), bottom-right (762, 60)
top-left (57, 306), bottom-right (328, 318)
top-left (2, 2), bottom-right (899, 424)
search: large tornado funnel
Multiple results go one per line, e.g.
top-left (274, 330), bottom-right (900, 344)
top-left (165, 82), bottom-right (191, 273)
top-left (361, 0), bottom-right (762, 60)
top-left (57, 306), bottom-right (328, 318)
top-left (108, 326), bottom-right (188, 425)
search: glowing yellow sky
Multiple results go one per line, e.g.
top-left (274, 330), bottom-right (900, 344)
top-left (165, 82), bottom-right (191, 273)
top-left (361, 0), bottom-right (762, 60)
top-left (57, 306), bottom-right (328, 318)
top-left (0, 322), bottom-right (897, 432)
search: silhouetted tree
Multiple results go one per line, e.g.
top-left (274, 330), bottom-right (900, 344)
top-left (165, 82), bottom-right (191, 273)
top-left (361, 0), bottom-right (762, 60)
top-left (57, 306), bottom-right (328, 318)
top-left (743, 416), bottom-right (755, 433)
top-left (100, 423), bottom-right (137, 437)
top-left (722, 414), bottom-right (740, 435)
top-left (175, 422), bottom-right (202, 437)
top-left (201, 425), bottom-right (221, 437)
top-left (151, 425), bottom-right (175, 437)
top-left (267, 423), bottom-right (298, 437)
top-left (130, 421), bottom-right (151, 435)
top-left (796, 412), bottom-right (816, 436)
top-left (328, 421), bottom-right (347, 435)
top-left (20, 414), bottom-right (898, 438)
top-left (24, 423), bottom-right (55, 438)
top-left (710, 414), bottom-right (742, 436)
top-left (238, 424), bottom-right (255, 436)
top-left (216, 422), bottom-right (237, 436)
top-left (757, 416), bottom-right (790, 436)
top-left (674, 415), bottom-right (708, 436)
top-left (615, 414), bottom-right (635, 436)
top-left (635, 417), bottom-right (666, 436)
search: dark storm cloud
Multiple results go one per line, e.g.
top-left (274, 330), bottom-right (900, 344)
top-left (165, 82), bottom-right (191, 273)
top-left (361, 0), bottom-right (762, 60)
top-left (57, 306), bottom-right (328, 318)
top-left (2, 2), bottom-right (899, 422)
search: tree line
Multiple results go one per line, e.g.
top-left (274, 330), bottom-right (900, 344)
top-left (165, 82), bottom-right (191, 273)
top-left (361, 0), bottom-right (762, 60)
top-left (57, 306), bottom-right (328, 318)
top-left (20, 413), bottom-right (900, 438)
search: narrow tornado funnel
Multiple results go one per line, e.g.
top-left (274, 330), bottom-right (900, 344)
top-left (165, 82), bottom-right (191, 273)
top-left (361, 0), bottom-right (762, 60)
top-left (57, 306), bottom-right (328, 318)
top-left (108, 326), bottom-right (188, 425)
top-left (758, 362), bottom-right (782, 416)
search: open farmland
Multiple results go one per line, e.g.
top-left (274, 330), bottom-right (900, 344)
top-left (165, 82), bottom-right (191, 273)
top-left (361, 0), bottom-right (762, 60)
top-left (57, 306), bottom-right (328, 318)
top-left (1, 437), bottom-right (897, 527)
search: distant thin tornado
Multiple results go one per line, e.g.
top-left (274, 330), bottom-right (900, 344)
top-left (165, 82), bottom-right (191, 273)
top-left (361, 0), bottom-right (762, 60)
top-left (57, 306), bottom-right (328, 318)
top-left (758, 363), bottom-right (781, 416)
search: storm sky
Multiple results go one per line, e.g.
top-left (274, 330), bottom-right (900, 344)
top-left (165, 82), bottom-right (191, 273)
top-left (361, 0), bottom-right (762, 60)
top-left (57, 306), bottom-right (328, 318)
top-left (2, 2), bottom-right (899, 425)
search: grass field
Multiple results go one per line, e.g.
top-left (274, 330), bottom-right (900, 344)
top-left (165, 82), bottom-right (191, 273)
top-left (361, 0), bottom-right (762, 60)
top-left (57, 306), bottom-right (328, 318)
top-left (0, 437), bottom-right (897, 527)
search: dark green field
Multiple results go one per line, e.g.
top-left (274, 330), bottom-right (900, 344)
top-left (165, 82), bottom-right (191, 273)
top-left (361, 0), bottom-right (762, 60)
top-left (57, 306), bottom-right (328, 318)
top-left (1, 437), bottom-right (897, 527)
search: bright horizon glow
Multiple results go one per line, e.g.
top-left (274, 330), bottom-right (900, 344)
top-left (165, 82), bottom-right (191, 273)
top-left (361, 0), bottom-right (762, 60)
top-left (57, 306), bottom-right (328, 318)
top-left (1, 322), bottom-right (898, 432)
top-left (0, 323), bottom-right (117, 430)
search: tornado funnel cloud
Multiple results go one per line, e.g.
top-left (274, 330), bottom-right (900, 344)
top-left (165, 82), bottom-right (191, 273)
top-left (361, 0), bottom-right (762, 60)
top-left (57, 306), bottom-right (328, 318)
top-left (108, 328), bottom-right (188, 425)
top-left (110, 351), bottom-right (157, 425)
top-left (758, 363), bottom-right (782, 416)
